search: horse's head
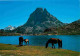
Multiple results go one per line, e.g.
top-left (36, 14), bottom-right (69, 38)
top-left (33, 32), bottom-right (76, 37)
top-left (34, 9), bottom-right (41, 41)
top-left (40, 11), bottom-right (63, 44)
top-left (58, 39), bottom-right (62, 48)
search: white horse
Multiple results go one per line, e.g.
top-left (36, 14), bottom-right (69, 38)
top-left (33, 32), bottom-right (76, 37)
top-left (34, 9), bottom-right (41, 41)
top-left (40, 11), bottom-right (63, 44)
top-left (24, 39), bottom-right (29, 45)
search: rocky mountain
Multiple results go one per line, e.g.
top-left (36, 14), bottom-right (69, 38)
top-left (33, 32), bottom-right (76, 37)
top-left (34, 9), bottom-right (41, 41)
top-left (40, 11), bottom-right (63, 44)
top-left (13, 8), bottom-right (65, 34)
top-left (57, 19), bottom-right (80, 35)
top-left (4, 25), bottom-right (16, 30)
top-left (44, 19), bottom-right (80, 35)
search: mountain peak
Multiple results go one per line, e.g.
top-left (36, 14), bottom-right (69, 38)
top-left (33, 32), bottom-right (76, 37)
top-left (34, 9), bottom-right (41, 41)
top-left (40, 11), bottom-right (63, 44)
top-left (35, 8), bottom-right (43, 12)
top-left (35, 8), bottom-right (49, 13)
top-left (44, 8), bottom-right (47, 12)
top-left (35, 8), bottom-right (48, 12)
top-left (8, 25), bottom-right (12, 27)
top-left (4, 25), bottom-right (15, 30)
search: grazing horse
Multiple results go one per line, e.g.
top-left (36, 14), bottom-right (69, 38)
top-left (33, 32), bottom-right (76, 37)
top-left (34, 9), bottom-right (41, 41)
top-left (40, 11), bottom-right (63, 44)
top-left (24, 39), bottom-right (29, 45)
top-left (19, 37), bottom-right (23, 46)
top-left (46, 38), bottom-right (62, 48)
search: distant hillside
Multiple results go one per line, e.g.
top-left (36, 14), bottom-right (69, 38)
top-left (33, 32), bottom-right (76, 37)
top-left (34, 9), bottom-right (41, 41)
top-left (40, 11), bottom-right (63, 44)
top-left (13, 8), bottom-right (65, 35)
top-left (44, 19), bottom-right (80, 35)
top-left (58, 19), bottom-right (80, 35)
top-left (73, 19), bottom-right (80, 23)
top-left (0, 29), bottom-right (21, 36)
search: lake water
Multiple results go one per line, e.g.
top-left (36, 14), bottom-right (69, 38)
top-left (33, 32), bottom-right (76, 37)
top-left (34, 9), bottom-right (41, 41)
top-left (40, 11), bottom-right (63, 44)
top-left (0, 35), bottom-right (80, 52)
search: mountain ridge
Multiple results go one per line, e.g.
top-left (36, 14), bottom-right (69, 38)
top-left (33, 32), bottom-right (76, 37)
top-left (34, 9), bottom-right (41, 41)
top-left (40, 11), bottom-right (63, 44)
top-left (44, 19), bottom-right (80, 35)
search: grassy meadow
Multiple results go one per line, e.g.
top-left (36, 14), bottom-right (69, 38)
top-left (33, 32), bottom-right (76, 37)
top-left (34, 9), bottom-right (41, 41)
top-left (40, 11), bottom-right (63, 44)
top-left (0, 44), bottom-right (79, 56)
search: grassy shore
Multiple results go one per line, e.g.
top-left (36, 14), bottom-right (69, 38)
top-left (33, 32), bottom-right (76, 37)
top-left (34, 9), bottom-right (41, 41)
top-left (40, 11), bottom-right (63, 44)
top-left (0, 44), bottom-right (79, 56)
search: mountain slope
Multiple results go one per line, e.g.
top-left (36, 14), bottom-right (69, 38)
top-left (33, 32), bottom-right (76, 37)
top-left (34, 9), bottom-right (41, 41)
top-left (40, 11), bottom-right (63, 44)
top-left (58, 19), bottom-right (80, 35)
top-left (44, 19), bottom-right (80, 35)
top-left (13, 8), bottom-right (65, 34)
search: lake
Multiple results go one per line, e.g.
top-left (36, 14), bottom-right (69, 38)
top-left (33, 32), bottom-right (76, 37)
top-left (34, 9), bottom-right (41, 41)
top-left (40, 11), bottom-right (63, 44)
top-left (0, 35), bottom-right (80, 52)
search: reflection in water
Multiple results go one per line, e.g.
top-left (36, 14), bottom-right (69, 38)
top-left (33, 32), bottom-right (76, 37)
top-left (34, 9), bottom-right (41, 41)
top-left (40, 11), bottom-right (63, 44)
top-left (0, 35), bottom-right (80, 52)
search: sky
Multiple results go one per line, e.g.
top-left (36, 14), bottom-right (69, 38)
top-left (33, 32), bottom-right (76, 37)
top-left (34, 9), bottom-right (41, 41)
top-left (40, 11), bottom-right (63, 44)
top-left (0, 0), bottom-right (79, 29)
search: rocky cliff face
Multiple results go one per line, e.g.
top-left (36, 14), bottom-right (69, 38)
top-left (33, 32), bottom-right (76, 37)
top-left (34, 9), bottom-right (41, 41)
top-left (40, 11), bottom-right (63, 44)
top-left (14, 8), bottom-right (64, 34)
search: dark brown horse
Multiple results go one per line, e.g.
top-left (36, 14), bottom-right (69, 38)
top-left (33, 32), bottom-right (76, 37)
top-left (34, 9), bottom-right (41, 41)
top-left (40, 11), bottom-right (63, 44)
top-left (19, 37), bottom-right (23, 46)
top-left (46, 38), bottom-right (62, 48)
top-left (23, 39), bottom-right (29, 45)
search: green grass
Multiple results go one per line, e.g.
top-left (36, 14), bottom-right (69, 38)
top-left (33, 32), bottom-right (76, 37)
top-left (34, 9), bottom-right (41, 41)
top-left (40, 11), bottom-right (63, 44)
top-left (0, 44), bottom-right (79, 56)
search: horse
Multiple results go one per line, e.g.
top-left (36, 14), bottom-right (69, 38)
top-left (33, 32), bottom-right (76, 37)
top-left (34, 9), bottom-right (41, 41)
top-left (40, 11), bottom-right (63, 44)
top-left (46, 38), bottom-right (62, 48)
top-left (19, 37), bottom-right (23, 46)
top-left (23, 39), bottom-right (29, 46)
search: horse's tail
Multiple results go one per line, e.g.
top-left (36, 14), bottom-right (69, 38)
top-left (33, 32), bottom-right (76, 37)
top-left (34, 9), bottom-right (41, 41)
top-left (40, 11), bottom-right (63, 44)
top-left (60, 40), bottom-right (62, 48)
top-left (58, 39), bottom-right (62, 48)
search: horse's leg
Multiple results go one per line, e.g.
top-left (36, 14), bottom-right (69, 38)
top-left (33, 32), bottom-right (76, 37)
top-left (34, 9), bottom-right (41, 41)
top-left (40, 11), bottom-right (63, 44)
top-left (26, 42), bottom-right (27, 45)
top-left (58, 42), bottom-right (60, 48)
top-left (52, 43), bottom-right (54, 48)
top-left (24, 41), bottom-right (27, 46)
top-left (19, 41), bottom-right (21, 46)
top-left (54, 45), bottom-right (55, 48)
top-left (21, 41), bottom-right (23, 46)
top-left (20, 42), bottom-right (22, 46)
top-left (28, 41), bottom-right (29, 46)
